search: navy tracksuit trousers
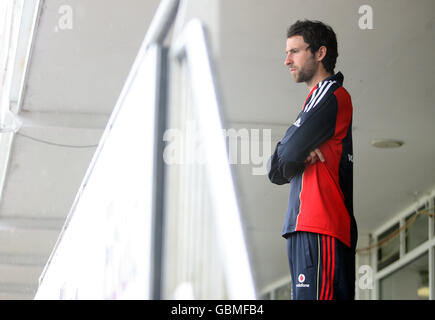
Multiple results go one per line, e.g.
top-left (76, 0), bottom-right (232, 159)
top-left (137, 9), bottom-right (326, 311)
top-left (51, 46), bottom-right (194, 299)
top-left (286, 231), bottom-right (356, 300)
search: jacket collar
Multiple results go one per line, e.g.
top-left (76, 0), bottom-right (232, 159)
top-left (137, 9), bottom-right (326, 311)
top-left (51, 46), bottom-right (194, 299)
top-left (322, 71), bottom-right (344, 86)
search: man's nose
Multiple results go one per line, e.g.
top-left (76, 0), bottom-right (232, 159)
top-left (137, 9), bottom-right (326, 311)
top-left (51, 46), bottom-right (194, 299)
top-left (284, 54), bottom-right (292, 66)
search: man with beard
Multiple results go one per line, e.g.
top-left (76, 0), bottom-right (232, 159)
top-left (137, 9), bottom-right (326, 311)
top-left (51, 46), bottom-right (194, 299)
top-left (268, 20), bottom-right (358, 300)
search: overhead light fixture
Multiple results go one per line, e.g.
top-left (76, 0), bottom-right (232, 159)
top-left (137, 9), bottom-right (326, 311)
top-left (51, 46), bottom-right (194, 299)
top-left (371, 139), bottom-right (404, 149)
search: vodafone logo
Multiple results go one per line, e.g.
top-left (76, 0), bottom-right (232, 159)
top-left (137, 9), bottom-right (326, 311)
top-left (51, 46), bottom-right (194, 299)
top-left (296, 273), bottom-right (310, 288)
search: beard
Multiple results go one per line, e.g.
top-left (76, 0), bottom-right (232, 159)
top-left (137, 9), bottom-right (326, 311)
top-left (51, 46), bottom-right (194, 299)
top-left (292, 58), bottom-right (318, 83)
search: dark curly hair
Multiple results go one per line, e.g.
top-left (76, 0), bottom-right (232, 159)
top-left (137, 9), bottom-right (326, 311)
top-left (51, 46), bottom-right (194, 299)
top-left (287, 20), bottom-right (338, 74)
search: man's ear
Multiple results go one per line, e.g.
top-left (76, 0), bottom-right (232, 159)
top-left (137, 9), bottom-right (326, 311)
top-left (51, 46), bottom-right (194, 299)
top-left (316, 46), bottom-right (327, 62)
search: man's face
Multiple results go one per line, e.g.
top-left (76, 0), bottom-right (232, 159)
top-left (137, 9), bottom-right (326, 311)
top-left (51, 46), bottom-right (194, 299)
top-left (284, 35), bottom-right (317, 83)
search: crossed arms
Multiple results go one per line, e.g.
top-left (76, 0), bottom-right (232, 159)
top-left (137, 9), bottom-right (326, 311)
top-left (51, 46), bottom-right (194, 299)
top-left (267, 94), bottom-right (338, 185)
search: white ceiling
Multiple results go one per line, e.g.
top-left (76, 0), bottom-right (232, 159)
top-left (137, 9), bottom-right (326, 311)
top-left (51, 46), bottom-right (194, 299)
top-left (22, 0), bottom-right (160, 114)
top-left (0, 0), bottom-right (434, 298)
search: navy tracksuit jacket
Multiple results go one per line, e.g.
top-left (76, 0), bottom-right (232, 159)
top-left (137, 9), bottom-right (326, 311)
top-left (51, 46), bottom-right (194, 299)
top-left (268, 72), bottom-right (357, 300)
top-left (268, 71), bottom-right (357, 250)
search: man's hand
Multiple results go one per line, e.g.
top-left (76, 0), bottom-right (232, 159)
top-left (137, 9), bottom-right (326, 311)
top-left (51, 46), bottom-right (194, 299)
top-left (304, 148), bottom-right (325, 165)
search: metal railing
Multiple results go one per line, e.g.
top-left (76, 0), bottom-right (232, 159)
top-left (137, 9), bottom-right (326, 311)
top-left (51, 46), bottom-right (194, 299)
top-left (162, 18), bottom-right (256, 299)
top-left (35, 0), bottom-right (256, 299)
